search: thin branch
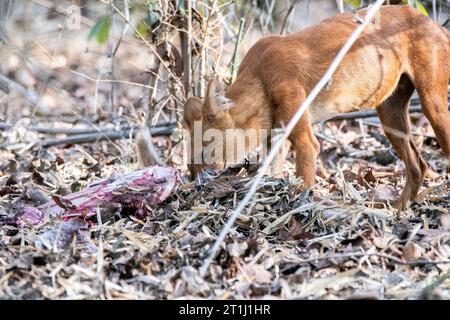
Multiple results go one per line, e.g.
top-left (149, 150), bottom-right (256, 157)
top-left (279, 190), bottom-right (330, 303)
top-left (337, 0), bottom-right (345, 13)
top-left (193, 0), bottom-right (217, 97)
top-left (109, 0), bottom-right (117, 113)
top-left (180, 0), bottom-right (193, 96)
top-left (33, 40), bottom-right (156, 90)
top-left (0, 74), bottom-right (49, 112)
top-left (100, 0), bottom-right (182, 87)
top-left (230, 18), bottom-right (245, 82)
top-left (432, 0), bottom-right (437, 21)
top-left (292, 251), bottom-right (450, 266)
top-left (327, 104), bottom-right (450, 122)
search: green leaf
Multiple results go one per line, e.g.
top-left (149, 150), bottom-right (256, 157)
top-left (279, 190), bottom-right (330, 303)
top-left (136, 19), bottom-right (150, 38)
top-left (344, 0), bottom-right (362, 8)
top-left (401, 0), bottom-right (428, 16)
top-left (88, 16), bottom-right (111, 45)
top-left (415, 0), bottom-right (429, 16)
top-left (135, 10), bottom-right (160, 38)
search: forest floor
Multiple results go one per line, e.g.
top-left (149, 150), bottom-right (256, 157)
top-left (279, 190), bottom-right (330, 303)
top-left (1, 109), bottom-right (450, 299)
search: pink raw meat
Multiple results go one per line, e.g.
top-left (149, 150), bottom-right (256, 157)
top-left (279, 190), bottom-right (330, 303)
top-left (18, 166), bottom-right (179, 226)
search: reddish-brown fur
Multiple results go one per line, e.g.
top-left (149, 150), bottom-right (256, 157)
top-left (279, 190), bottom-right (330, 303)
top-left (183, 5), bottom-right (450, 211)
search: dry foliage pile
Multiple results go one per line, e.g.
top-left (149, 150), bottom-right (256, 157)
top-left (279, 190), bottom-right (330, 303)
top-left (1, 114), bottom-right (450, 299)
top-left (1, 0), bottom-right (450, 300)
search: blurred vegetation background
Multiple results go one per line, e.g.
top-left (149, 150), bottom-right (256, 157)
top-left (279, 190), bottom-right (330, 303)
top-left (0, 0), bottom-right (448, 151)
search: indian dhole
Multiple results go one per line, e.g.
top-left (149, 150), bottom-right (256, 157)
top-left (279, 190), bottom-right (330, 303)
top-left (145, 5), bottom-right (450, 211)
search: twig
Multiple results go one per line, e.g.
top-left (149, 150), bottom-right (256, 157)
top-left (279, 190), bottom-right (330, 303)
top-left (33, 40), bottom-right (156, 90)
top-left (101, 0), bottom-right (181, 87)
top-left (199, 0), bottom-right (387, 277)
top-left (0, 121), bottom-right (175, 135)
top-left (111, 0), bottom-right (130, 57)
top-left (0, 74), bottom-right (49, 112)
top-left (94, 59), bottom-right (109, 114)
top-left (326, 104), bottom-right (450, 122)
top-left (432, 0), bottom-right (437, 21)
top-left (109, 1), bottom-right (117, 113)
top-left (195, 0), bottom-right (217, 97)
top-left (180, 0), bottom-right (193, 96)
top-left (263, 0), bottom-right (277, 33)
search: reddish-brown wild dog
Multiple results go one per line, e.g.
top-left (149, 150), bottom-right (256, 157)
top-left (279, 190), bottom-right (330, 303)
top-left (180, 5), bottom-right (450, 211)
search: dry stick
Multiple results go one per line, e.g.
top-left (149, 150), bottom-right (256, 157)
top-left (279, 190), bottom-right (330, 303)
top-left (263, 0), bottom-right (277, 33)
top-left (0, 74), bottom-right (49, 111)
top-left (362, 120), bottom-right (437, 139)
top-left (105, 0), bottom-right (128, 114)
top-left (199, 0), bottom-right (386, 277)
top-left (145, 43), bottom-right (163, 123)
top-left (107, 0), bottom-right (130, 114)
top-left (148, 62), bottom-right (161, 122)
top-left (94, 59), bottom-right (109, 114)
top-left (327, 104), bottom-right (450, 122)
top-left (279, 0), bottom-right (300, 35)
top-left (0, 121), bottom-right (174, 134)
top-left (102, 0), bottom-right (181, 88)
top-left (111, 0), bottom-right (130, 58)
top-left (109, 1), bottom-right (117, 113)
top-left (30, 0), bottom-right (95, 27)
top-left (31, 0), bottom-right (145, 52)
top-left (195, 0), bottom-right (217, 97)
top-left (199, 29), bottom-right (208, 98)
top-left (180, 0), bottom-right (193, 96)
top-left (32, 38), bottom-right (156, 112)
